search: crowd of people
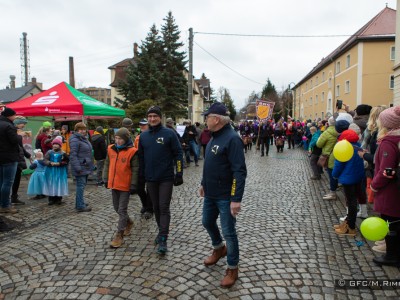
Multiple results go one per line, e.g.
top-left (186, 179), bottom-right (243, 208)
top-left (1, 101), bottom-right (399, 286)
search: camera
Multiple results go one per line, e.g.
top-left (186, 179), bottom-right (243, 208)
top-left (336, 100), bottom-right (343, 110)
top-left (385, 168), bottom-right (393, 176)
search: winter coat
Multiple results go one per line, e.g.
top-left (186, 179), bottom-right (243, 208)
top-left (200, 129), bottom-right (212, 145)
top-left (91, 133), bottom-right (107, 161)
top-left (69, 133), bottom-right (94, 176)
top-left (201, 124), bottom-right (247, 202)
top-left (138, 124), bottom-right (183, 182)
top-left (16, 135), bottom-right (31, 170)
top-left (332, 142), bottom-right (365, 185)
top-left (316, 126), bottom-right (339, 169)
top-left (259, 124), bottom-right (273, 138)
top-left (61, 132), bottom-right (71, 155)
top-left (0, 116), bottom-right (19, 164)
top-left (308, 130), bottom-right (322, 151)
top-left (371, 130), bottom-right (400, 217)
top-left (183, 125), bottom-right (197, 143)
top-left (103, 139), bottom-right (139, 192)
top-left (362, 130), bottom-right (378, 178)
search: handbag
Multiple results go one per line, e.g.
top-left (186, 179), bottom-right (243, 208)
top-left (317, 154), bottom-right (329, 168)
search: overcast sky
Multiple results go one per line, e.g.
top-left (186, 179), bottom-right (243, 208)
top-left (0, 0), bottom-right (396, 108)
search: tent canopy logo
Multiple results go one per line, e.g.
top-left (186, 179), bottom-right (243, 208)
top-left (32, 91), bottom-right (59, 106)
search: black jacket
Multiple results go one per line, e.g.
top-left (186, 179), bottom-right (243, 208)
top-left (183, 125), bottom-right (197, 143)
top-left (201, 124), bottom-right (247, 202)
top-left (91, 133), bottom-right (107, 160)
top-left (259, 123), bottom-right (273, 138)
top-left (0, 116), bottom-right (19, 164)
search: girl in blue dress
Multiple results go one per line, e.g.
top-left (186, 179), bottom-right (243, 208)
top-left (44, 139), bottom-right (69, 205)
top-left (27, 150), bottom-right (49, 197)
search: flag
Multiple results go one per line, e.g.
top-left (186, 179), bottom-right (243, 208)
top-left (256, 99), bottom-right (275, 121)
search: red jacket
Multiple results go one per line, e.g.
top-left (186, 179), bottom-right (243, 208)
top-left (200, 129), bottom-right (212, 145)
top-left (371, 130), bottom-right (400, 217)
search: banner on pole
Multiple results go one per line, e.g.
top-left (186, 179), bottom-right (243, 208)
top-left (256, 99), bottom-right (275, 121)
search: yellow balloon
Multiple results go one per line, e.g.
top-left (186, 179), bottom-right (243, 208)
top-left (333, 140), bottom-right (354, 162)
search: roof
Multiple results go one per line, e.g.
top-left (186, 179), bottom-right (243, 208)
top-left (296, 7), bottom-right (396, 88)
top-left (108, 58), bottom-right (135, 69)
top-left (0, 85), bottom-right (42, 103)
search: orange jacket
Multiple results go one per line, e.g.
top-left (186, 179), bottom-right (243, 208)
top-left (103, 144), bottom-right (139, 192)
top-left (134, 135), bottom-right (140, 149)
top-left (62, 132), bottom-right (71, 155)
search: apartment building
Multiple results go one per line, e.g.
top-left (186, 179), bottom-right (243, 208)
top-left (293, 7), bottom-right (396, 120)
top-left (78, 87), bottom-right (111, 105)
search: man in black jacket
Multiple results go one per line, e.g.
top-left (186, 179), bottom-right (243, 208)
top-left (0, 107), bottom-right (19, 220)
top-left (91, 126), bottom-right (107, 187)
top-left (199, 102), bottom-right (247, 288)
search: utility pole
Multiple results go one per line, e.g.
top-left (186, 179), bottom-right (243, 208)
top-left (188, 28), bottom-right (193, 120)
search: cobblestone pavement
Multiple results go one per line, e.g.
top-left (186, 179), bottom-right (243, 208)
top-left (1, 147), bottom-right (400, 300)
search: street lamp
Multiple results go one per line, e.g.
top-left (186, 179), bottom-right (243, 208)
top-left (288, 82), bottom-right (296, 119)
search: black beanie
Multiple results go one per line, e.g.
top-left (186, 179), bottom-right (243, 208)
top-left (115, 127), bottom-right (130, 143)
top-left (355, 104), bottom-right (372, 116)
top-left (147, 106), bottom-right (162, 117)
top-left (1, 107), bottom-right (16, 117)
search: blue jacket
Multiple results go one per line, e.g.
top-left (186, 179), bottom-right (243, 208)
top-left (308, 130), bottom-right (321, 151)
top-left (201, 124), bottom-right (247, 202)
top-left (138, 124), bottom-right (183, 182)
top-left (69, 133), bottom-right (94, 176)
top-left (332, 142), bottom-right (365, 185)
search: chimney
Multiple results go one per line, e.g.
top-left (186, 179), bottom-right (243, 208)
top-left (10, 75), bottom-right (16, 89)
top-left (31, 77), bottom-right (37, 84)
top-left (133, 43), bottom-right (138, 58)
top-left (69, 56), bottom-right (75, 88)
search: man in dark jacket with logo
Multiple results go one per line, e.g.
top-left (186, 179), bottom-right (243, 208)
top-left (91, 126), bottom-right (107, 187)
top-left (138, 106), bottom-right (183, 255)
top-left (199, 102), bottom-right (247, 288)
top-left (0, 107), bottom-right (19, 223)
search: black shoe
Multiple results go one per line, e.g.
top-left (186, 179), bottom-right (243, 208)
top-left (11, 198), bottom-right (25, 205)
top-left (261, 154), bottom-right (264, 157)
top-left (0, 223), bottom-right (14, 232)
top-left (143, 212), bottom-right (153, 220)
top-left (76, 206), bottom-right (92, 213)
top-left (373, 255), bottom-right (400, 267)
top-left (140, 207), bottom-right (146, 214)
top-left (157, 236), bottom-right (168, 255)
top-left (195, 163), bottom-right (199, 167)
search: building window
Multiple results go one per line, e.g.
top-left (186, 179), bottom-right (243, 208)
top-left (107, 98), bottom-right (111, 105)
top-left (310, 97), bottom-right (313, 106)
top-left (346, 54), bottom-right (350, 68)
top-left (322, 72), bottom-right (325, 81)
top-left (315, 95), bottom-right (318, 104)
top-left (390, 75), bottom-right (394, 89)
top-left (336, 85), bottom-right (340, 96)
top-left (322, 111), bottom-right (324, 120)
top-left (391, 46), bottom-right (395, 60)
top-left (328, 78), bottom-right (332, 88)
top-left (311, 80), bottom-right (313, 88)
top-left (336, 61), bottom-right (341, 74)
top-left (328, 98), bottom-right (332, 110)
top-left (322, 92), bottom-right (325, 102)
top-left (345, 81), bottom-right (350, 93)
top-left (316, 76), bottom-right (319, 85)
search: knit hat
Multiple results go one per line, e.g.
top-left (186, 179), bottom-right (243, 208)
top-left (96, 126), bottom-right (104, 134)
top-left (52, 139), bottom-right (62, 146)
top-left (335, 120), bottom-right (350, 133)
top-left (115, 127), bottom-right (130, 143)
top-left (379, 105), bottom-right (400, 130)
top-left (1, 107), bottom-right (16, 117)
top-left (147, 106), bottom-right (162, 117)
top-left (139, 118), bottom-right (148, 125)
top-left (338, 129), bottom-right (359, 143)
top-left (336, 113), bottom-right (353, 124)
top-left (355, 104), bottom-right (372, 116)
top-left (328, 116), bottom-right (335, 126)
top-left (13, 116), bottom-right (28, 125)
top-left (348, 123), bottom-right (361, 136)
top-left (74, 122), bottom-right (87, 131)
top-left (165, 118), bottom-right (174, 125)
top-left (42, 121), bottom-right (52, 128)
top-left (122, 118), bottom-right (133, 127)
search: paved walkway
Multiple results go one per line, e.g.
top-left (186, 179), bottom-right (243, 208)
top-left (1, 148), bottom-right (399, 299)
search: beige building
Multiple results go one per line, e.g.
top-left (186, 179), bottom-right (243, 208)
top-left (393, 0), bottom-right (400, 106)
top-left (78, 87), bottom-right (111, 105)
top-left (294, 7), bottom-right (396, 120)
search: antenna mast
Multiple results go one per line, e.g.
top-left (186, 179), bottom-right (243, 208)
top-left (20, 32), bottom-right (30, 86)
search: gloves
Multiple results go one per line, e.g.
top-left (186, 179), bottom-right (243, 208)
top-left (129, 185), bottom-right (137, 195)
top-left (174, 174), bottom-right (183, 186)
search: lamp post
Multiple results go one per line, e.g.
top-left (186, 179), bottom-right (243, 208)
top-left (288, 82), bottom-right (296, 119)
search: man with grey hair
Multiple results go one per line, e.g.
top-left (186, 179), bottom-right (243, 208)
top-left (199, 102), bottom-right (247, 288)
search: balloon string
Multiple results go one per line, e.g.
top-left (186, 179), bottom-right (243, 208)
top-left (389, 220), bottom-right (400, 225)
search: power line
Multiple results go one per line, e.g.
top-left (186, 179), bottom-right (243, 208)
top-left (194, 41), bottom-right (264, 85)
top-left (194, 31), bottom-right (353, 38)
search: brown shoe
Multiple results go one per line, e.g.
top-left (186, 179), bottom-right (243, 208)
top-left (333, 220), bottom-right (347, 229)
top-left (123, 219), bottom-right (134, 236)
top-left (110, 231), bottom-right (124, 248)
top-left (0, 206), bottom-right (18, 214)
top-left (335, 224), bottom-right (356, 236)
top-left (204, 245), bottom-right (227, 266)
top-left (220, 268), bottom-right (239, 288)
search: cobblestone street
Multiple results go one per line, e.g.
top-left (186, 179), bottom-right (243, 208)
top-left (1, 148), bottom-right (400, 299)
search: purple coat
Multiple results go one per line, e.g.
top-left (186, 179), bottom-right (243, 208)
top-left (371, 130), bottom-right (400, 217)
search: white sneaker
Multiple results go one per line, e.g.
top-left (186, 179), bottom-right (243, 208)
top-left (372, 243), bottom-right (386, 253)
top-left (323, 192), bottom-right (337, 200)
top-left (339, 215), bottom-right (347, 222)
top-left (356, 211), bottom-right (368, 218)
top-left (375, 240), bottom-right (385, 246)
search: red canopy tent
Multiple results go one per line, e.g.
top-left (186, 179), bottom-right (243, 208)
top-left (7, 82), bottom-right (125, 121)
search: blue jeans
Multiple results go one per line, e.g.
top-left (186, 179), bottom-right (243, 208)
top-left (202, 197), bottom-right (239, 268)
top-left (0, 162), bottom-right (18, 208)
top-left (188, 140), bottom-right (198, 163)
top-left (75, 175), bottom-right (88, 209)
top-left (326, 168), bottom-right (338, 192)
